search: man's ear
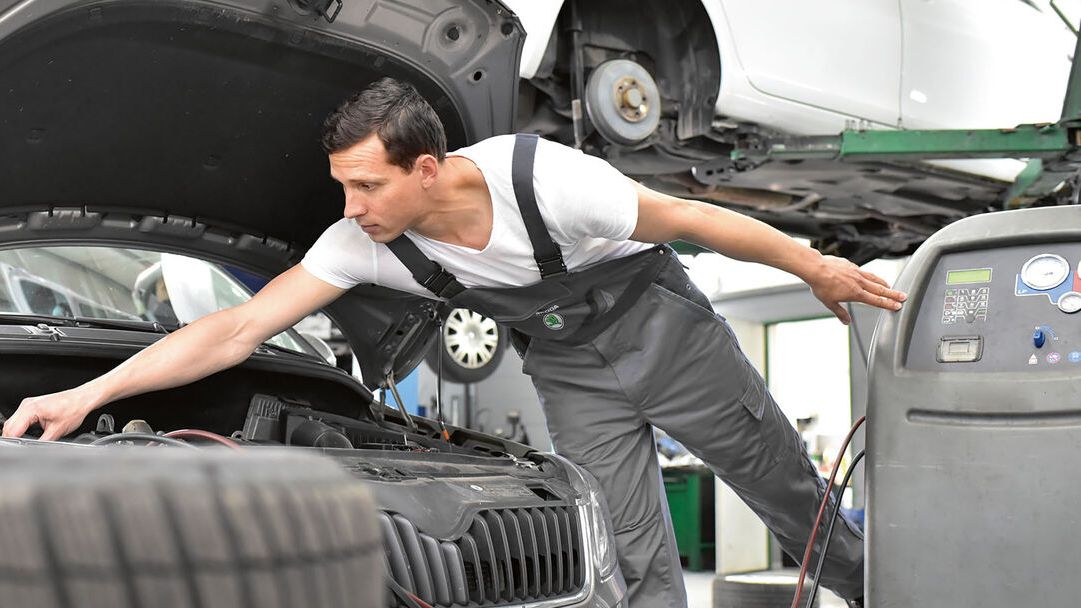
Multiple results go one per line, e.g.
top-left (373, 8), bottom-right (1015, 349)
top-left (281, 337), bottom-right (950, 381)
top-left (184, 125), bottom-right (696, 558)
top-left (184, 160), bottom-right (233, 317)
top-left (415, 154), bottom-right (440, 188)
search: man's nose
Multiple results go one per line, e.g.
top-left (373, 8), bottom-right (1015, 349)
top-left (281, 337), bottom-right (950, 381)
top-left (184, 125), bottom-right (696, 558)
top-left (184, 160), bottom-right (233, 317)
top-left (343, 193), bottom-right (367, 219)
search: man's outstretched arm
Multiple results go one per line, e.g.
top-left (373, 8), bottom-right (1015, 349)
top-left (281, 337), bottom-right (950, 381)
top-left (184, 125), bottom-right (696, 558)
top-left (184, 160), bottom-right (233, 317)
top-left (628, 180), bottom-right (907, 323)
top-left (2, 265), bottom-right (346, 440)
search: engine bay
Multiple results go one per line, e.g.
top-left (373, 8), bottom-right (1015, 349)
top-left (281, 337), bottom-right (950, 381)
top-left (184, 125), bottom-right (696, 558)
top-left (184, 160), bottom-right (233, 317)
top-left (0, 349), bottom-right (537, 462)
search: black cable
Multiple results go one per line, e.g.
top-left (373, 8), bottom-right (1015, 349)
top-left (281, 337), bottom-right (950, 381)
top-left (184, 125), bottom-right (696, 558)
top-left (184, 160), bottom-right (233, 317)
top-left (89, 432), bottom-right (198, 448)
top-left (791, 417), bottom-right (865, 608)
top-left (806, 449), bottom-right (866, 608)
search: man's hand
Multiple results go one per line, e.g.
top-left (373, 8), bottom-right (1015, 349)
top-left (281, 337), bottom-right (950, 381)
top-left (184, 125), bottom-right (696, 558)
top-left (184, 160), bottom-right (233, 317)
top-left (3, 388), bottom-right (95, 441)
top-left (807, 255), bottom-right (907, 325)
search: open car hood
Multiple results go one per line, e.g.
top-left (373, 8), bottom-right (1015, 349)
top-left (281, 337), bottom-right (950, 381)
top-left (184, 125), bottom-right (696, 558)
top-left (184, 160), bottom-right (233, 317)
top-left (0, 0), bottom-right (524, 383)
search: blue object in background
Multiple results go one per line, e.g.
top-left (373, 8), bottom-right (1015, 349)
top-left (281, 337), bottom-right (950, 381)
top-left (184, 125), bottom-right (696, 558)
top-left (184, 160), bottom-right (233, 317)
top-left (385, 370), bottom-right (421, 415)
top-left (842, 507), bottom-right (866, 532)
top-left (225, 265), bottom-right (270, 293)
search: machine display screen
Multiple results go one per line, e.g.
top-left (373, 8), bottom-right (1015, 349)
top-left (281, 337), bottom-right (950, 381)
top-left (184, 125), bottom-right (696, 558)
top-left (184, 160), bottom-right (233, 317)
top-left (946, 268), bottom-right (992, 284)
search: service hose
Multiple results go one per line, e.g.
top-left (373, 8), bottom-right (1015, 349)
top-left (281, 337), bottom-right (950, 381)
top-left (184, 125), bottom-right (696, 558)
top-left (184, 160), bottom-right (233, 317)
top-left (90, 432), bottom-right (198, 448)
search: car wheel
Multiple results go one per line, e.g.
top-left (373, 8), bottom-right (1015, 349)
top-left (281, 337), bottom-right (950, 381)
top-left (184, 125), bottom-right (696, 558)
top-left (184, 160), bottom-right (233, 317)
top-left (0, 447), bottom-right (383, 608)
top-left (713, 570), bottom-right (820, 607)
top-left (425, 307), bottom-right (505, 384)
top-left (584, 58), bottom-right (663, 146)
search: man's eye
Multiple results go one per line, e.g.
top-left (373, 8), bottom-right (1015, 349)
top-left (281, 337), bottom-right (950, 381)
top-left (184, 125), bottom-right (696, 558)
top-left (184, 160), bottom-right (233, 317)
top-left (357, 183), bottom-right (375, 191)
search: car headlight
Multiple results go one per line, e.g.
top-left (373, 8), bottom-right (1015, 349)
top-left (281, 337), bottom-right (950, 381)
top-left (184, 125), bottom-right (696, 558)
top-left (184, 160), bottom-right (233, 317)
top-left (549, 455), bottom-right (620, 578)
top-left (586, 480), bottom-right (619, 578)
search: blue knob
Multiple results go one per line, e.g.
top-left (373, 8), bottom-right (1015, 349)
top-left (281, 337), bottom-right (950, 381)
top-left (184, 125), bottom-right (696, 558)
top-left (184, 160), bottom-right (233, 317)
top-left (1034, 329), bottom-right (1046, 348)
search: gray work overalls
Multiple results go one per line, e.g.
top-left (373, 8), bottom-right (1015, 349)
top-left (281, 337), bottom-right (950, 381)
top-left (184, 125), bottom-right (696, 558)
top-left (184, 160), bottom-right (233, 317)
top-left (387, 134), bottom-right (865, 606)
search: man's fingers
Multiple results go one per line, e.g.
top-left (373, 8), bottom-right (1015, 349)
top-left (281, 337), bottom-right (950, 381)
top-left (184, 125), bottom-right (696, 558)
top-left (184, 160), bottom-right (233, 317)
top-left (860, 278), bottom-right (906, 306)
top-left (39, 421), bottom-right (66, 442)
top-left (859, 290), bottom-right (903, 311)
top-left (860, 270), bottom-right (891, 288)
top-left (830, 303), bottom-right (851, 325)
top-left (2, 411), bottom-right (33, 438)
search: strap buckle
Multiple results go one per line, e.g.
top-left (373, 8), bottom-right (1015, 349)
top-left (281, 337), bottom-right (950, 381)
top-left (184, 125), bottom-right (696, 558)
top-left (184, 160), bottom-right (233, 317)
top-left (422, 265), bottom-right (461, 298)
top-left (537, 255), bottom-right (568, 277)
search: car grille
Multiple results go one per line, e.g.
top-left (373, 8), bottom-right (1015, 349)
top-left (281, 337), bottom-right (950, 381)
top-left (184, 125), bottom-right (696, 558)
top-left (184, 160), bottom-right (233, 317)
top-left (380, 506), bottom-right (586, 607)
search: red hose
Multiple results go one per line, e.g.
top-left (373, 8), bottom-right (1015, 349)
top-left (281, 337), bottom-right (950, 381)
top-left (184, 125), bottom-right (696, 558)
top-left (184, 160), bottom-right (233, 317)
top-left (790, 415), bottom-right (866, 608)
top-left (163, 429), bottom-right (242, 450)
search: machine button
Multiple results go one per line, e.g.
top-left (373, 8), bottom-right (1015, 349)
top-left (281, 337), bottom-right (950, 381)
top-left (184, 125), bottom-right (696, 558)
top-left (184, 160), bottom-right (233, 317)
top-left (1034, 329), bottom-right (1047, 348)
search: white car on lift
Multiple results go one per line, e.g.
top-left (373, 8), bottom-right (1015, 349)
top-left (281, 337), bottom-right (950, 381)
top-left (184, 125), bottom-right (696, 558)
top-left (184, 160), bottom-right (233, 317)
top-left (504, 0), bottom-right (1079, 261)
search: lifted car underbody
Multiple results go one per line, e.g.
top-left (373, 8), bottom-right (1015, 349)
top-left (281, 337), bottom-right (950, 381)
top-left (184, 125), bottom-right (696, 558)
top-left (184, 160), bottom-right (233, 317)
top-left (516, 0), bottom-right (1071, 264)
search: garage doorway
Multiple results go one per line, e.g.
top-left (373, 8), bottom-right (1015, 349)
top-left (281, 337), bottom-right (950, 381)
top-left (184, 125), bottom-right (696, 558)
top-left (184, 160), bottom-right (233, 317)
top-left (765, 317), bottom-right (853, 479)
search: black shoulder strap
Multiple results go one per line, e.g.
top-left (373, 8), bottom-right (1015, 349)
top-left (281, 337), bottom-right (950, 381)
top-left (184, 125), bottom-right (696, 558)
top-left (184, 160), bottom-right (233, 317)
top-left (385, 133), bottom-right (563, 296)
top-left (512, 133), bottom-right (567, 278)
top-left (385, 235), bottom-right (465, 299)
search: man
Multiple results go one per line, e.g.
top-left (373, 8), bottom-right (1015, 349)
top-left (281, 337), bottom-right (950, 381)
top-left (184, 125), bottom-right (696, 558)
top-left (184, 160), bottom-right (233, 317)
top-left (4, 78), bottom-right (903, 607)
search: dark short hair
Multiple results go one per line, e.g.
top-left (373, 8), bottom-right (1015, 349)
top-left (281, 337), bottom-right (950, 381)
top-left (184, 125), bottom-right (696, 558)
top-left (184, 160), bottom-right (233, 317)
top-left (320, 77), bottom-right (447, 171)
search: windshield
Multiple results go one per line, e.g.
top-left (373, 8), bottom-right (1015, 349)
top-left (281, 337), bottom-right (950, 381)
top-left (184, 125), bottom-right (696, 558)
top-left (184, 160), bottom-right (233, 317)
top-left (0, 246), bottom-right (312, 354)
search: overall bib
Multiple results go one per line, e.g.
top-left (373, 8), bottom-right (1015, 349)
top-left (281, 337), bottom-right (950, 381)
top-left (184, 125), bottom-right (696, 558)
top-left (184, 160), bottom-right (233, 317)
top-left (387, 134), bottom-right (865, 606)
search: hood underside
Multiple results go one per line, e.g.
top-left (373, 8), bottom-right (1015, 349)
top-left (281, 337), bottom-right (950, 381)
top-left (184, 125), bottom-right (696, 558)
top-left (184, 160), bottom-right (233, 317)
top-left (0, 0), bottom-right (523, 264)
top-left (0, 0), bottom-right (524, 383)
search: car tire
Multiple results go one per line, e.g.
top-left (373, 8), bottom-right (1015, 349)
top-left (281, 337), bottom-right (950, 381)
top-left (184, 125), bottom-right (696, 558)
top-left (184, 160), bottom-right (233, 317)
top-left (425, 308), bottom-right (505, 384)
top-left (0, 447), bottom-right (383, 608)
top-left (712, 570), bottom-right (819, 607)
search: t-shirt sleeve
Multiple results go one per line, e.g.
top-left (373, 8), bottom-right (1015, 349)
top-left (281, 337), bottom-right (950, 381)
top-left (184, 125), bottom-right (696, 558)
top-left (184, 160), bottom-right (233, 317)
top-left (533, 139), bottom-right (639, 241)
top-left (300, 219), bottom-right (371, 289)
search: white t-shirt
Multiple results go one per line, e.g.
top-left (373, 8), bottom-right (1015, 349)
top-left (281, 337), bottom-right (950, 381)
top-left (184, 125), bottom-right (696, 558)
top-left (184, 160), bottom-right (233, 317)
top-left (301, 134), bottom-right (650, 298)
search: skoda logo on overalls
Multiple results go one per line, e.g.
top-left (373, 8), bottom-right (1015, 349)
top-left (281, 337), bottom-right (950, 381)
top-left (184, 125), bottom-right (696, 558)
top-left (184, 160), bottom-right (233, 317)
top-left (543, 312), bottom-right (565, 330)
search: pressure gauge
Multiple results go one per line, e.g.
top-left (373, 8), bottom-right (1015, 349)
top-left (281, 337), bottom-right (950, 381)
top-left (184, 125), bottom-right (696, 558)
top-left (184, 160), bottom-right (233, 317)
top-left (1021, 253), bottom-right (1070, 291)
top-left (1059, 291), bottom-right (1081, 314)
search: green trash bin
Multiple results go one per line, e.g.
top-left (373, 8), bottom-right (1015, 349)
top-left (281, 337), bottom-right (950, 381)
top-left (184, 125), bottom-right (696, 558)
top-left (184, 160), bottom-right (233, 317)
top-left (663, 465), bottom-right (715, 571)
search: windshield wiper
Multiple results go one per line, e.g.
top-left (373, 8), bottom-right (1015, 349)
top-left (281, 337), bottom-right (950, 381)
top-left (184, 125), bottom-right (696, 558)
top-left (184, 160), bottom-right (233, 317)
top-left (0, 313), bottom-right (177, 334)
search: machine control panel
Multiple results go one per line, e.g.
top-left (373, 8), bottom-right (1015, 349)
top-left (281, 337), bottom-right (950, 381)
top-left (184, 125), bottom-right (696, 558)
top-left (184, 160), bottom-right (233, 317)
top-left (941, 284), bottom-right (989, 324)
top-left (907, 244), bottom-right (1081, 372)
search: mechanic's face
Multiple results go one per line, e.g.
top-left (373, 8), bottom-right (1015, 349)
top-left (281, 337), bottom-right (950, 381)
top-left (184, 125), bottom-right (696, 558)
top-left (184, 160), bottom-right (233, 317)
top-left (328, 134), bottom-right (436, 242)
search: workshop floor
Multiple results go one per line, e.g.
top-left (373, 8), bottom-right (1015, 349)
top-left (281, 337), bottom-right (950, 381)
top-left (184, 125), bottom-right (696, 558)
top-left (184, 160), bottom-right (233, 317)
top-left (683, 569), bottom-right (848, 607)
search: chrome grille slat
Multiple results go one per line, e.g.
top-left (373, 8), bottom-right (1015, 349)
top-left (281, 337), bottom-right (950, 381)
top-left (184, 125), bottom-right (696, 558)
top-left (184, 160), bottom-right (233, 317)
top-left (546, 508), bottom-right (564, 595)
top-left (500, 510), bottom-right (528, 599)
top-left (484, 511), bottom-right (515, 602)
top-left (557, 508), bottom-right (576, 591)
top-left (420, 535), bottom-right (451, 606)
top-left (530, 509), bottom-right (553, 598)
top-left (470, 516), bottom-right (500, 603)
top-left (379, 512), bottom-right (416, 593)
top-left (459, 532), bottom-right (485, 604)
top-left (515, 509), bottom-right (541, 599)
top-left (392, 514), bottom-right (435, 604)
top-left (441, 542), bottom-right (471, 605)
top-left (566, 507), bottom-right (584, 588)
